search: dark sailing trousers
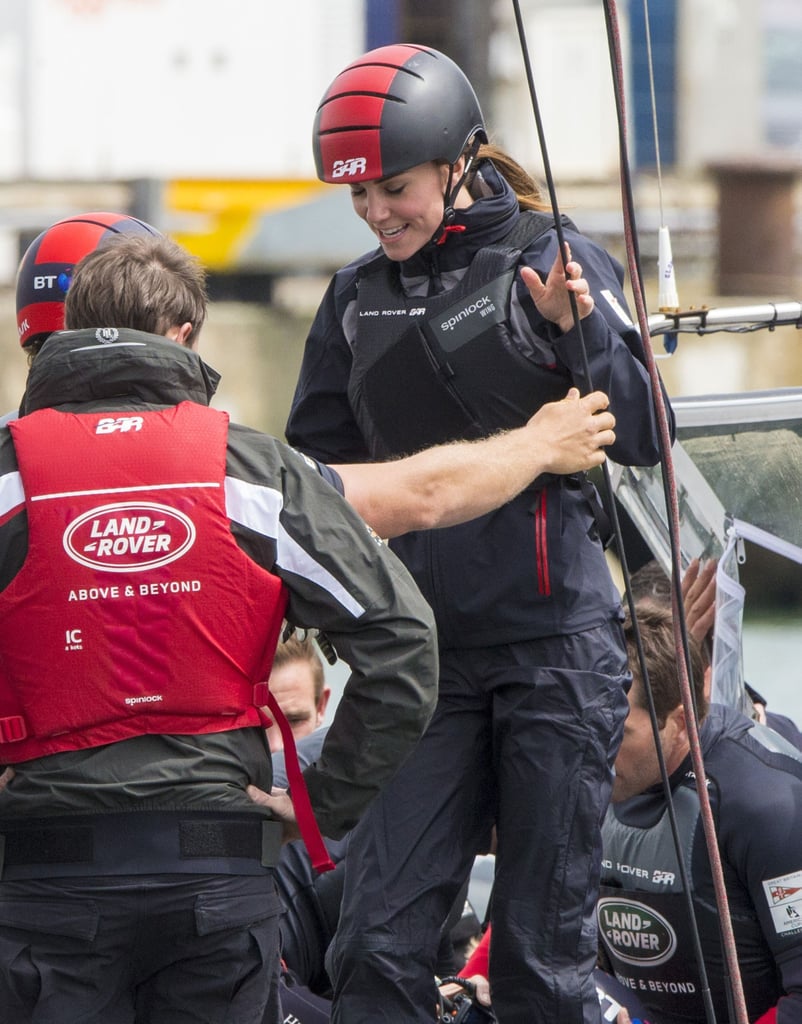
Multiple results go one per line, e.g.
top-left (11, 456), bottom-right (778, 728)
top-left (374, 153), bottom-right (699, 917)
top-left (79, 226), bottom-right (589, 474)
top-left (0, 872), bottom-right (283, 1023)
top-left (329, 622), bottom-right (630, 1024)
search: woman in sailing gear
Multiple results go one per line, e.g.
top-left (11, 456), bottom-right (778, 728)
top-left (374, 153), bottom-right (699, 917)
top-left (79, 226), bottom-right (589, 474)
top-left (287, 43), bottom-right (672, 1024)
top-left (0, 234), bottom-right (438, 1024)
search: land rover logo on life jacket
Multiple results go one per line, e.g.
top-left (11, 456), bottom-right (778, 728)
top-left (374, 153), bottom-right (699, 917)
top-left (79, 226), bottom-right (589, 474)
top-left (63, 501), bottom-right (196, 572)
top-left (597, 897), bottom-right (677, 967)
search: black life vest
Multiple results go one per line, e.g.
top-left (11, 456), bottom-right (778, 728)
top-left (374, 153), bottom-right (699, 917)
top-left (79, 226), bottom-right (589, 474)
top-left (600, 783), bottom-right (781, 1023)
top-left (349, 211), bottom-right (573, 458)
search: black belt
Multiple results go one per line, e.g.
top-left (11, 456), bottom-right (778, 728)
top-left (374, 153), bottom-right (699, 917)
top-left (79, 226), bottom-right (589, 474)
top-left (0, 811), bottom-right (283, 880)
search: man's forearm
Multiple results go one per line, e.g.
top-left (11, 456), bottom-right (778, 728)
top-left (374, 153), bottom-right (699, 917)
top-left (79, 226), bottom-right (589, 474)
top-left (335, 389), bottom-right (614, 538)
top-left (336, 429), bottom-right (546, 537)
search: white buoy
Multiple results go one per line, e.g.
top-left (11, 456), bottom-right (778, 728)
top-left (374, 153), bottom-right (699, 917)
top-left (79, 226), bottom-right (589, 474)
top-left (658, 225), bottom-right (680, 311)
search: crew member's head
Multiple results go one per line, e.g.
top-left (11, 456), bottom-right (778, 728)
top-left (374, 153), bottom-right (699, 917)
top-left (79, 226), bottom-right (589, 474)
top-left (16, 212), bottom-right (161, 355)
top-left (265, 636), bottom-right (331, 753)
top-left (613, 604), bottom-right (708, 802)
top-left (64, 234), bottom-right (207, 348)
top-left (313, 44), bottom-right (487, 259)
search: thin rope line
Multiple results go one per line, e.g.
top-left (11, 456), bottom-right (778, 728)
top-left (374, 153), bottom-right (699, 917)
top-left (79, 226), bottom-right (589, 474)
top-left (643, 0), bottom-right (666, 224)
top-left (603, 3), bottom-right (749, 1022)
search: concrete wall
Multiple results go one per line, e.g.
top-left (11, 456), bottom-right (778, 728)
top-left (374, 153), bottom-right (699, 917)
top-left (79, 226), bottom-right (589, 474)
top-left (488, 0), bottom-right (626, 182)
top-left (677, 0), bottom-right (763, 171)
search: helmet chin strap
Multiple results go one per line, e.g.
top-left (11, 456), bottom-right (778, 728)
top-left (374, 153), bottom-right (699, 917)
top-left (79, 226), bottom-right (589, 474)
top-left (432, 137), bottom-right (482, 246)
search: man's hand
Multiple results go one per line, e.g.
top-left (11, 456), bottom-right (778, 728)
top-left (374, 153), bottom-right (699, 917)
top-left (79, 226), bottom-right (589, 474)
top-left (246, 784), bottom-right (302, 843)
top-left (533, 387), bottom-right (616, 475)
top-left (682, 557), bottom-right (717, 647)
top-left (439, 975), bottom-right (492, 1008)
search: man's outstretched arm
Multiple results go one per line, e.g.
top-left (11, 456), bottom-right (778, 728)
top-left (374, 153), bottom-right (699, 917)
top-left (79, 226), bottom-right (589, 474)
top-left (335, 388), bottom-right (615, 538)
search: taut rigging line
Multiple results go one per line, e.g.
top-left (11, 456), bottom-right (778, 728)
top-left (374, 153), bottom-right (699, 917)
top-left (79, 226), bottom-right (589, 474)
top-left (511, 2), bottom-right (749, 1022)
top-left (601, 2), bottom-right (747, 1018)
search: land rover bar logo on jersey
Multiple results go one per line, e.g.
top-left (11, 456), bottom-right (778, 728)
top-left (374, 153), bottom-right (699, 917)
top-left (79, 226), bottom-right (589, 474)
top-left (597, 897), bottom-right (677, 966)
top-left (64, 501), bottom-right (196, 572)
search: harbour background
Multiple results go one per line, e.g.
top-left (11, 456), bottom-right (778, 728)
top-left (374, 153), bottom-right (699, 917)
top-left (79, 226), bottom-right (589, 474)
top-left (743, 620), bottom-right (802, 724)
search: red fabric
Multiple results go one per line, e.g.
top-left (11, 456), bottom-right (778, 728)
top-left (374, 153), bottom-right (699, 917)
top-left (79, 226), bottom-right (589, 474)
top-left (534, 491), bottom-right (551, 595)
top-left (0, 403), bottom-right (286, 761)
top-left (264, 692), bottom-right (335, 875)
top-left (461, 923), bottom-right (491, 980)
top-left (753, 1008), bottom-right (778, 1024)
top-left (37, 215), bottom-right (127, 263)
top-left (435, 223), bottom-right (467, 246)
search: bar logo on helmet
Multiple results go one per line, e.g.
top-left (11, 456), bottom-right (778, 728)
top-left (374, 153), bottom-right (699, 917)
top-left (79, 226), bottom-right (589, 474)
top-left (332, 157), bottom-right (367, 179)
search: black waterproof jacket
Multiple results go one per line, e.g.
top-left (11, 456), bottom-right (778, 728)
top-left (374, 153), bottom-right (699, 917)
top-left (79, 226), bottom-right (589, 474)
top-left (287, 162), bottom-right (673, 646)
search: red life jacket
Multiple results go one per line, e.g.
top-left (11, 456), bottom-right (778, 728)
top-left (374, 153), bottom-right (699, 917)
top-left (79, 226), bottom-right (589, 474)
top-left (0, 402), bottom-right (287, 761)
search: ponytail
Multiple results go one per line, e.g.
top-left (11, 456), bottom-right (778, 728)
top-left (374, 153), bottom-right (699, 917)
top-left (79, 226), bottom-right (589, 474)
top-left (476, 143), bottom-right (550, 212)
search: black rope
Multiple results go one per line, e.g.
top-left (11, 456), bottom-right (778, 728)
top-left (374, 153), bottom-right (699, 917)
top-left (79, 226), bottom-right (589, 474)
top-left (510, 0), bottom-right (632, 594)
top-left (512, 3), bottom-right (738, 1023)
top-left (600, 2), bottom-right (748, 1021)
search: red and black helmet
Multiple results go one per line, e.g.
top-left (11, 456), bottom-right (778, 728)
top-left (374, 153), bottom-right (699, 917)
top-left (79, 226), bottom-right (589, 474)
top-left (313, 44), bottom-right (486, 184)
top-left (15, 211), bottom-right (161, 348)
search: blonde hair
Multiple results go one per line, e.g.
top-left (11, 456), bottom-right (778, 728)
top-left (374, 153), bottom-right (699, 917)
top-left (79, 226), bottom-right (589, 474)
top-left (272, 635), bottom-right (326, 703)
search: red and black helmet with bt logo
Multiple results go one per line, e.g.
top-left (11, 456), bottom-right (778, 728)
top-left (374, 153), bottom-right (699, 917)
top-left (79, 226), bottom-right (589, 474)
top-left (15, 211), bottom-right (161, 348)
top-left (313, 44), bottom-right (486, 185)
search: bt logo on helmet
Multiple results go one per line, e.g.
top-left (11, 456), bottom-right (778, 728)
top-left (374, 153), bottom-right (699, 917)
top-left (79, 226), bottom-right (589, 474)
top-left (33, 274), bottom-right (70, 292)
top-left (332, 157), bottom-right (367, 178)
top-left (32, 273), bottom-right (72, 294)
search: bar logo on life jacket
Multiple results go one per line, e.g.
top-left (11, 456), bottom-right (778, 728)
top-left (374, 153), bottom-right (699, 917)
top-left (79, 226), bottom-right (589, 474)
top-left (597, 898), bottom-right (677, 966)
top-left (63, 500), bottom-right (196, 572)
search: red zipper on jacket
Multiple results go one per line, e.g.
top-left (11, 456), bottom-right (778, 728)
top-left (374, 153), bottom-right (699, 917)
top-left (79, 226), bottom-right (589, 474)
top-left (534, 491), bottom-right (551, 596)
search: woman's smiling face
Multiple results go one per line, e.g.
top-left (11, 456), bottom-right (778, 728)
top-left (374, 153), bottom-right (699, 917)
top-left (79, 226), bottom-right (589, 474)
top-left (349, 159), bottom-right (465, 261)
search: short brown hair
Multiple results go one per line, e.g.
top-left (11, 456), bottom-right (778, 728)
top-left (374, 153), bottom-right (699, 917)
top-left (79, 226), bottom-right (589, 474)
top-left (64, 235), bottom-right (207, 346)
top-left (272, 635), bottom-right (326, 703)
top-left (629, 559), bottom-right (672, 605)
top-left (625, 604), bottom-right (708, 727)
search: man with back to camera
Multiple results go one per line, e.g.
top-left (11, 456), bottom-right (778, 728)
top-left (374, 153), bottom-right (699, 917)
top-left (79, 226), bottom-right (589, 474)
top-left (0, 233), bottom-right (439, 1024)
top-left (1, 226), bottom-right (618, 1023)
